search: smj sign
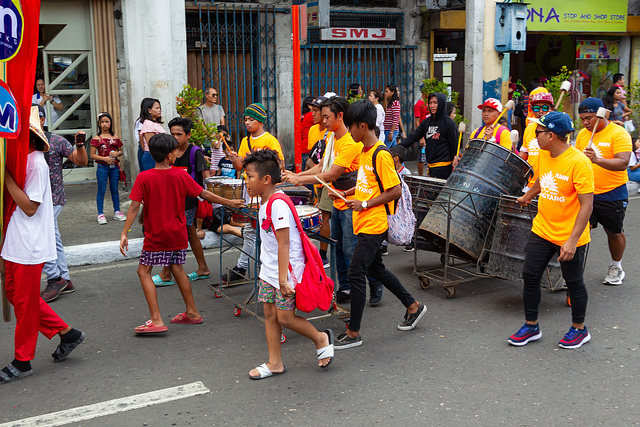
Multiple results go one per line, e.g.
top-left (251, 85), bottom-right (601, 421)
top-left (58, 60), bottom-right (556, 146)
top-left (320, 28), bottom-right (397, 42)
top-left (0, 0), bottom-right (23, 61)
top-left (576, 40), bottom-right (620, 60)
top-left (526, 0), bottom-right (627, 33)
top-left (0, 79), bottom-right (19, 137)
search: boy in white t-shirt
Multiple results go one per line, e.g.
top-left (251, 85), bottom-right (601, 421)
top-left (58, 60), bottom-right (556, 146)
top-left (243, 149), bottom-right (334, 380)
top-left (1, 107), bottom-right (84, 384)
top-left (390, 145), bottom-right (411, 180)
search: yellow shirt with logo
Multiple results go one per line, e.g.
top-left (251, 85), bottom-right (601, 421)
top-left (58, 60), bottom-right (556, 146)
top-left (531, 147), bottom-right (594, 247)
top-left (331, 133), bottom-right (363, 210)
top-left (522, 122), bottom-right (540, 187)
top-left (307, 124), bottom-right (332, 151)
top-left (575, 122), bottom-right (632, 194)
top-left (238, 132), bottom-right (284, 160)
top-left (353, 142), bottom-right (400, 235)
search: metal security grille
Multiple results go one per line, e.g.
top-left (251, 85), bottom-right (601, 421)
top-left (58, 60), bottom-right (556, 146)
top-left (301, 44), bottom-right (417, 133)
top-left (308, 11), bottom-right (404, 45)
top-left (186, 4), bottom-right (277, 142)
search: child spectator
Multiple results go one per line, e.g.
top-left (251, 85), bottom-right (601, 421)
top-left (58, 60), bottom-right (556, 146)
top-left (139, 98), bottom-right (165, 171)
top-left (390, 145), bottom-right (411, 180)
top-left (217, 131), bottom-right (237, 179)
top-left (119, 133), bottom-right (243, 334)
top-left (244, 149), bottom-right (333, 379)
top-left (90, 112), bottom-right (125, 225)
top-left (1, 107), bottom-right (85, 383)
top-left (334, 100), bottom-right (427, 349)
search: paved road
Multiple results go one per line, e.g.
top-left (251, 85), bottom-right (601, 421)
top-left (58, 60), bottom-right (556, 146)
top-left (1, 195), bottom-right (640, 425)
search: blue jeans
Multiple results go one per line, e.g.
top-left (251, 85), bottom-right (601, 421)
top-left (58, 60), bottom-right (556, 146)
top-left (137, 145), bottom-right (144, 172)
top-left (43, 204), bottom-right (70, 281)
top-left (330, 207), bottom-right (357, 291)
top-left (384, 129), bottom-right (399, 149)
top-left (141, 151), bottom-right (155, 171)
top-left (96, 163), bottom-right (120, 215)
top-left (628, 167), bottom-right (640, 183)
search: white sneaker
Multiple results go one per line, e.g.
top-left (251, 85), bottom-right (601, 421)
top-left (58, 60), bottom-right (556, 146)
top-left (603, 265), bottom-right (625, 285)
top-left (97, 214), bottom-right (107, 225)
top-left (114, 211), bottom-right (126, 221)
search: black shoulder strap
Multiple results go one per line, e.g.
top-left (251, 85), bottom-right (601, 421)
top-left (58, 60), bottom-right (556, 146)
top-left (371, 145), bottom-right (394, 216)
top-left (247, 136), bottom-right (252, 153)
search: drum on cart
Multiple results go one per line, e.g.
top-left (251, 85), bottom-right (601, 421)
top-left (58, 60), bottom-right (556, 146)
top-left (295, 205), bottom-right (322, 231)
top-left (206, 177), bottom-right (244, 200)
top-left (419, 139), bottom-right (533, 261)
top-left (486, 195), bottom-right (563, 284)
top-left (278, 182), bottom-right (312, 205)
top-left (405, 175), bottom-right (447, 252)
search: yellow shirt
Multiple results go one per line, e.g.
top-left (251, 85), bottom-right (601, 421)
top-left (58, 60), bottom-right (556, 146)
top-left (532, 147), bottom-right (594, 247)
top-left (307, 125), bottom-right (332, 151)
top-left (575, 122), bottom-right (632, 194)
top-left (353, 142), bottom-right (400, 235)
top-left (238, 132), bottom-right (284, 160)
top-left (331, 132), bottom-right (363, 210)
top-left (522, 122), bottom-right (540, 187)
top-left (471, 125), bottom-right (512, 151)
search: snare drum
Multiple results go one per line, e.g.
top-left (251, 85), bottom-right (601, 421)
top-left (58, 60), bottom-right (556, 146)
top-left (295, 205), bottom-right (321, 231)
top-left (205, 177), bottom-right (244, 200)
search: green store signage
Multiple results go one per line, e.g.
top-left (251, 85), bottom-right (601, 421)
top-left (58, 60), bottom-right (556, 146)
top-left (526, 0), bottom-right (628, 32)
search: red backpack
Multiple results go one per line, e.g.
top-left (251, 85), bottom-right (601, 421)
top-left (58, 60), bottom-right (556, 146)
top-left (262, 193), bottom-right (334, 313)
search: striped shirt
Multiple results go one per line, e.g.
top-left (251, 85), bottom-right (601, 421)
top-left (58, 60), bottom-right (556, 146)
top-left (383, 100), bottom-right (401, 131)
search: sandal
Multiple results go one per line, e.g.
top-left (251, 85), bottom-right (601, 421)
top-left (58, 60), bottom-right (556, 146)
top-left (152, 275), bottom-right (175, 287)
top-left (316, 329), bottom-right (334, 368)
top-left (52, 331), bottom-right (85, 362)
top-left (187, 272), bottom-right (210, 282)
top-left (134, 320), bottom-right (168, 334)
top-left (249, 363), bottom-right (287, 380)
top-left (170, 312), bottom-right (203, 324)
top-left (0, 363), bottom-right (33, 384)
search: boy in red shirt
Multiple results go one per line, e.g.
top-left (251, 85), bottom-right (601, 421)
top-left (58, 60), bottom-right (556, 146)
top-left (120, 134), bottom-right (243, 334)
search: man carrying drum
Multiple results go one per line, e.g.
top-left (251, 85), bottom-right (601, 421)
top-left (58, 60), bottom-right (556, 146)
top-left (519, 92), bottom-right (554, 190)
top-left (575, 97), bottom-right (632, 286)
top-left (510, 111), bottom-right (594, 349)
top-left (470, 98), bottom-right (512, 151)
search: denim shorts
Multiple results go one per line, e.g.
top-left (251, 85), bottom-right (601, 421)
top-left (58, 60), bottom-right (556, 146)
top-left (185, 207), bottom-right (196, 227)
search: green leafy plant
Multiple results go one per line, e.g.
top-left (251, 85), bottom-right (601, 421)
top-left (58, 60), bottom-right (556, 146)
top-left (544, 66), bottom-right (571, 112)
top-left (625, 80), bottom-right (640, 137)
top-left (175, 84), bottom-right (218, 151)
top-left (347, 93), bottom-right (364, 105)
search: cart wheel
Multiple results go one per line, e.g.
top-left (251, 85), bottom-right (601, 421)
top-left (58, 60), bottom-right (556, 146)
top-left (566, 293), bottom-right (571, 307)
top-left (233, 307), bottom-right (241, 316)
top-left (214, 289), bottom-right (222, 298)
top-left (445, 287), bottom-right (457, 299)
top-left (280, 334), bottom-right (287, 343)
top-left (419, 277), bottom-right (431, 289)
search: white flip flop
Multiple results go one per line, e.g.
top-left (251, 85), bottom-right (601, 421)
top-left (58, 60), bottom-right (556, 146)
top-left (317, 329), bottom-right (334, 368)
top-left (249, 363), bottom-right (287, 380)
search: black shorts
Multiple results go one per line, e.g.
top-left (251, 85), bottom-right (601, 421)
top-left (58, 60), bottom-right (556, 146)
top-left (590, 199), bottom-right (627, 233)
top-left (204, 206), bottom-right (231, 232)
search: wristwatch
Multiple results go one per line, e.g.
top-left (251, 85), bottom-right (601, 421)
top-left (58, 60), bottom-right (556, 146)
top-left (361, 200), bottom-right (368, 210)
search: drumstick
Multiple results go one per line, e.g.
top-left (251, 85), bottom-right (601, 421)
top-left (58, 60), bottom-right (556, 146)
top-left (456, 122), bottom-right (466, 157)
top-left (219, 133), bottom-right (232, 153)
top-left (485, 100), bottom-right (515, 140)
top-left (2, 268), bottom-right (10, 322)
top-left (555, 81), bottom-right (571, 110)
top-left (587, 107), bottom-right (608, 149)
top-left (314, 175), bottom-right (348, 202)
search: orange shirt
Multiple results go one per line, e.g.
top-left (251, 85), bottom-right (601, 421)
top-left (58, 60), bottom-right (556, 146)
top-left (353, 141), bottom-right (400, 235)
top-left (522, 122), bottom-right (540, 187)
top-left (532, 147), bottom-right (594, 247)
top-left (471, 125), bottom-right (512, 151)
top-left (238, 132), bottom-right (284, 160)
top-left (307, 124), bottom-right (332, 151)
top-left (331, 132), bottom-right (363, 210)
top-left (575, 122), bottom-right (632, 194)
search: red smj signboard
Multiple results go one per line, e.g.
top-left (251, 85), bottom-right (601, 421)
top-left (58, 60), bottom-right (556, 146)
top-left (320, 28), bottom-right (396, 41)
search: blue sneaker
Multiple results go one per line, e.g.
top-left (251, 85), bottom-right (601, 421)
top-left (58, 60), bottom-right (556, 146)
top-left (558, 326), bottom-right (591, 349)
top-left (508, 323), bottom-right (542, 346)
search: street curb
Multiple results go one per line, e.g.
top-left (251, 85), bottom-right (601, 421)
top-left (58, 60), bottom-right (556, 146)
top-left (65, 231), bottom-right (243, 267)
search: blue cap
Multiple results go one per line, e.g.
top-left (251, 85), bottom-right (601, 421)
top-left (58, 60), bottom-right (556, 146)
top-left (578, 97), bottom-right (605, 114)
top-left (530, 111), bottom-right (574, 137)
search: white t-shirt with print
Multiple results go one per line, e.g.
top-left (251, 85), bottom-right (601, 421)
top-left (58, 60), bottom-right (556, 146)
top-left (258, 192), bottom-right (305, 289)
top-left (2, 151), bottom-right (56, 264)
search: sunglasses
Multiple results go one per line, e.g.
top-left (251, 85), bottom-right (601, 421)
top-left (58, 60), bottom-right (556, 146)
top-left (535, 129), bottom-right (550, 137)
top-left (211, 93), bottom-right (219, 97)
top-left (532, 105), bottom-right (551, 112)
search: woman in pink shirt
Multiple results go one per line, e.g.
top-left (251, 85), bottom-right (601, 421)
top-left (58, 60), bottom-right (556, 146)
top-left (383, 84), bottom-right (401, 148)
top-left (139, 98), bottom-right (165, 171)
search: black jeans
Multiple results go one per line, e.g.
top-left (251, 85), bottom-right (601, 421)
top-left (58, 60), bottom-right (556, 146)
top-left (348, 232), bottom-right (415, 332)
top-left (522, 232), bottom-right (588, 324)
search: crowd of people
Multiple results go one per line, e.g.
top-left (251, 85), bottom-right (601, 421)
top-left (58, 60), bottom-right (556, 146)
top-left (1, 72), bottom-right (636, 383)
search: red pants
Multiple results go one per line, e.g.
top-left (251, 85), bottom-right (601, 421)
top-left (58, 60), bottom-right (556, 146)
top-left (4, 261), bottom-right (68, 361)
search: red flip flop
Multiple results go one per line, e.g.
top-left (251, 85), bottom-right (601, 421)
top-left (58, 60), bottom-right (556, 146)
top-left (170, 312), bottom-right (204, 324)
top-left (135, 320), bottom-right (168, 334)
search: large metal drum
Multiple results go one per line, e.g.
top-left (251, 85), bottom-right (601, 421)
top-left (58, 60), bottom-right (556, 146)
top-left (419, 139), bottom-right (533, 261)
top-left (405, 175), bottom-right (447, 252)
top-left (486, 196), bottom-right (562, 284)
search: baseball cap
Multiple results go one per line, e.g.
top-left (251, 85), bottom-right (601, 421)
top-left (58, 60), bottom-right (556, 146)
top-left (477, 98), bottom-right (503, 112)
top-left (530, 111), bottom-right (574, 137)
top-left (530, 92), bottom-right (554, 105)
top-left (578, 97), bottom-right (605, 114)
top-left (323, 92), bottom-right (337, 99)
top-left (311, 95), bottom-right (328, 107)
top-left (33, 103), bottom-right (45, 118)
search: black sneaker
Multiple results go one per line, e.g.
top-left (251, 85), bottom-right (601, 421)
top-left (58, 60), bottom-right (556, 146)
top-left (380, 245), bottom-right (388, 256)
top-left (397, 302), bottom-right (427, 331)
top-left (221, 267), bottom-right (246, 283)
top-left (322, 257), bottom-right (330, 269)
top-left (336, 290), bottom-right (351, 304)
top-left (369, 281), bottom-right (383, 307)
top-left (404, 245), bottom-right (415, 252)
top-left (334, 332), bottom-right (362, 350)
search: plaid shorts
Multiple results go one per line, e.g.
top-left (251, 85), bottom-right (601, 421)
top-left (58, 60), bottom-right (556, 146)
top-left (139, 249), bottom-right (187, 266)
top-left (257, 279), bottom-right (296, 311)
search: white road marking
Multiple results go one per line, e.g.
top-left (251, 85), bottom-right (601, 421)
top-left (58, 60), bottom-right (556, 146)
top-left (0, 381), bottom-right (210, 427)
